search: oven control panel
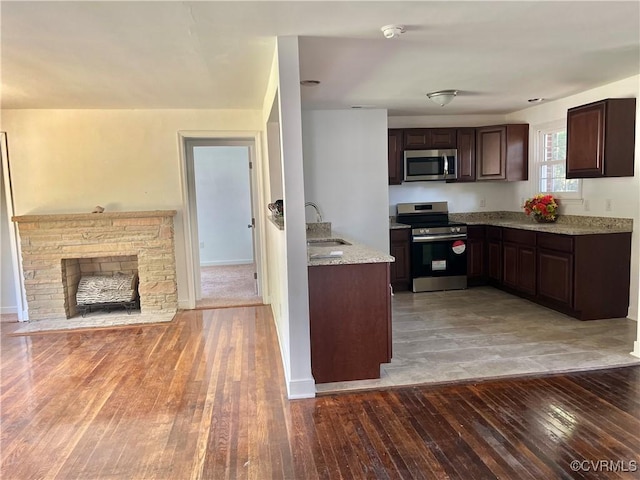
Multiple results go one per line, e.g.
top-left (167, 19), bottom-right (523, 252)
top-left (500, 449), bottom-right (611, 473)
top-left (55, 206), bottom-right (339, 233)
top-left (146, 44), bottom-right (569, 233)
top-left (412, 226), bottom-right (467, 236)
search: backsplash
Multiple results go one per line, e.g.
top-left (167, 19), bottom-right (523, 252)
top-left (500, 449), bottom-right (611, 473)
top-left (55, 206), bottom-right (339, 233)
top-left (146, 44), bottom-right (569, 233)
top-left (306, 222), bottom-right (332, 236)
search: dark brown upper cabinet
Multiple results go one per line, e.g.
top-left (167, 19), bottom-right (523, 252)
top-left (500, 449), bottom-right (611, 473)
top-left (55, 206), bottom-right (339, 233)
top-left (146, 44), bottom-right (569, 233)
top-left (566, 98), bottom-right (636, 178)
top-left (388, 129), bottom-right (404, 185)
top-left (452, 128), bottom-right (476, 182)
top-left (476, 124), bottom-right (528, 181)
top-left (403, 128), bottom-right (457, 150)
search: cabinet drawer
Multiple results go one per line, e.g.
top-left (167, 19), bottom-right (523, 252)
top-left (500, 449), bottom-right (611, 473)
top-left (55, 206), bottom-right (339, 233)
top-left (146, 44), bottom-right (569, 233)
top-left (537, 232), bottom-right (573, 253)
top-left (503, 228), bottom-right (536, 245)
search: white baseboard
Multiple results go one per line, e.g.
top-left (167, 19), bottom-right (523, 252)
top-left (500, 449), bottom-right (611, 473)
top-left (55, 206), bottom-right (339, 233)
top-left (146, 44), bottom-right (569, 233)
top-left (268, 304), bottom-right (316, 399)
top-left (178, 299), bottom-right (193, 310)
top-left (200, 259), bottom-right (253, 267)
top-left (286, 377), bottom-right (317, 399)
top-left (0, 306), bottom-right (18, 315)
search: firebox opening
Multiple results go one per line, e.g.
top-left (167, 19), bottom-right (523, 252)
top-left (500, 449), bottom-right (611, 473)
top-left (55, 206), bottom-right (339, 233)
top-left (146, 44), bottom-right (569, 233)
top-left (61, 255), bottom-right (140, 318)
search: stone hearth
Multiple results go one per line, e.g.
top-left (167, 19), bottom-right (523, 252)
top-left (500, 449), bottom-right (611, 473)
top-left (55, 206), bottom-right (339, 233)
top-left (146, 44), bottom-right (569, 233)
top-left (12, 211), bottom-right (177, 321)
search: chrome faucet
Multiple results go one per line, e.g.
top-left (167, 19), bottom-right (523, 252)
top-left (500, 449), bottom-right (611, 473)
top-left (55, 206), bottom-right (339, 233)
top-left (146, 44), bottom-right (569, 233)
top-left (305, 202), bottom-right (323, 223)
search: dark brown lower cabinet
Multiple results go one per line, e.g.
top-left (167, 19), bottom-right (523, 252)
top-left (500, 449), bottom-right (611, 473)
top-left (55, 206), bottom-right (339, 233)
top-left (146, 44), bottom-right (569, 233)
top-left (467, 226), bottom-right (631, 320)
top-left (486, 226), bottom-right (502, 284)
top-left (572, 233), bottom-right (631, 320)
top-left (390, 228), bottom-right (411, 291)
top-left (502, 229), bottom-right (536, 295)
top-left (537, 249), bottom-right (573, 308)
top-left (466, 226), bottom-right (486, 286)
top-left (308, 263), bottom-right (392, 383)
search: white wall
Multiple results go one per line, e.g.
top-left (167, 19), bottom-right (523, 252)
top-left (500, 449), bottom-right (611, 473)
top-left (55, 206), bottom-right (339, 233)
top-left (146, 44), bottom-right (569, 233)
top-left (266, 98), bottom-right (283, 202)
top-left (1, 169), bottom-right (18, 314)
top-left (260, 37), bottom-right (315, 399)
top-left (194, 146), bottom-right (253, 266)
top-left (389, 182), bottom-right (518, 215)
top-left (387, 114), bottom-right (513, 215)
top-left (302, 109), bottom-right (389, 252)
top-left (0, 108), bottom-right (263, 308)
top-left (262, 77), bottom-right (291, 383)
top-left (506, 74), bottom-right (640, 334)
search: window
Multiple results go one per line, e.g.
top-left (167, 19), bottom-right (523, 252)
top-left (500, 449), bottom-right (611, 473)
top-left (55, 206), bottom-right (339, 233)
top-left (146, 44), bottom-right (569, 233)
top-left (536, 121), bottom-right (581, 200)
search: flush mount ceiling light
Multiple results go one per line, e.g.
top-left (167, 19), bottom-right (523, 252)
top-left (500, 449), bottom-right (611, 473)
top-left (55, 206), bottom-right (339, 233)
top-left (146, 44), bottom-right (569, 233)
top-left (528, 98), bottom-right (545, 103)
top-left (300, 80), bottom-right (321, 86)
top-left (426, 90), bottom-right (458, 107)
top-left (381, 24), bottom-right (405, 39)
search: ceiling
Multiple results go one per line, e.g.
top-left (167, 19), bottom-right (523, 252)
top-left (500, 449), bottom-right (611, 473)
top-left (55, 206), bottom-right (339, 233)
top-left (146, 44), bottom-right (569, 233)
top-left (2, 1), bottom-right (639, 116)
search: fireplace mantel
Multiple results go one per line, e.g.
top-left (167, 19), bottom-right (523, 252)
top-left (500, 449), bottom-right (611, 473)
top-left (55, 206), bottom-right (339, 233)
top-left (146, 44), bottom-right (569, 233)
top-left (12, 210), bottom-right (178, 321)
top-left (12, 210), bottom-right (176, 223)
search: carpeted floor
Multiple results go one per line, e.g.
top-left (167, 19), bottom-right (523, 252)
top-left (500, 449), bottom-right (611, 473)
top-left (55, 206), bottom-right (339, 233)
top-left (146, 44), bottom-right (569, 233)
top-left (196, 263), bottom-right (263, 309)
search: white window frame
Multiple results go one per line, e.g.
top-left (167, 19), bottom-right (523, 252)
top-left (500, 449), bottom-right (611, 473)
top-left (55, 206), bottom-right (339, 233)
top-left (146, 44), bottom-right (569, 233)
top-left (534, 120), bottom-right (582, 203)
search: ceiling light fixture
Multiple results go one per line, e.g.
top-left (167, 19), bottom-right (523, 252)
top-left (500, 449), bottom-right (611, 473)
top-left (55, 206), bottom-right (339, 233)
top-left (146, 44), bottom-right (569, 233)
top-left (528, 98), bottom-right (544, 103)
top-left (381, 24), bottom-right (405, 39)
top-left (426, 90), bottom-right (458, 107)
top-left (300, 80), bottom-right (321, 86)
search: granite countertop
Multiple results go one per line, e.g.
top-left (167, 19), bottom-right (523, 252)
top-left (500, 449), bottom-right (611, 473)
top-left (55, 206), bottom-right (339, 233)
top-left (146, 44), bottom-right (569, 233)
top-left (307, 230), bottom-right (394, 266)
top-left (389, 212), bottom-right (633, 236)
top-left (268, 215), bottom-right (285, 230)
top-left (449, 212), bottom-right (633, 235)
top-left (458, 218), bottom-right (631, 235)
top-left (390, 222), bottom-right (411, 230)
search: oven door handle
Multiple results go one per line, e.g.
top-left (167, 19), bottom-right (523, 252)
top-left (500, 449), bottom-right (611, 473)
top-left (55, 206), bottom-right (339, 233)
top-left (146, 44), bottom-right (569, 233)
top-left (413, 234), bottom-right (467, 243)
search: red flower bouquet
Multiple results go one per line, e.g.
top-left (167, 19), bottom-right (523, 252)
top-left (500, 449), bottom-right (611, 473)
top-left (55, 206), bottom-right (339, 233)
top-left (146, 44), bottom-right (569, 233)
top-left (523, 194), bottom-right (558, 222)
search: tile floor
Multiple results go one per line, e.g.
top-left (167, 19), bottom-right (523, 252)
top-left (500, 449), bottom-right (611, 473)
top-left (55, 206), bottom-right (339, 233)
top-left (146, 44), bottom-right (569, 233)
top-left (316, 286), bottom-right (640, 394)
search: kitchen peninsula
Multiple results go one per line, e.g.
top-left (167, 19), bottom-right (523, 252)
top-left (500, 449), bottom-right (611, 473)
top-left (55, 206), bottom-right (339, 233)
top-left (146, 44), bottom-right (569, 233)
top-left (307, 225), bottom-right (394, 384)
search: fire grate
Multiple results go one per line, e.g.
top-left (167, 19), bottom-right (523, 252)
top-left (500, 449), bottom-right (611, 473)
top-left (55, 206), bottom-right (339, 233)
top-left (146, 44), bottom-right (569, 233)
top-left (76, 272), bottom-right (140, 317)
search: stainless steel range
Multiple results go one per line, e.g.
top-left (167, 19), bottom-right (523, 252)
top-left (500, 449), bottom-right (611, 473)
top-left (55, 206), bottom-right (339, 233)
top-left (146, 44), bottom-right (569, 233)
top-left (396, 202), bottom-right (467, 293)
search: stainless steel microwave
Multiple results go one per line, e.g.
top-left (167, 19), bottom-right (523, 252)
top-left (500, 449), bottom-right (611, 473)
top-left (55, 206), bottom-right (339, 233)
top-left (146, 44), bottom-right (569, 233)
top-left (404, 149), bottom-right (457, 181)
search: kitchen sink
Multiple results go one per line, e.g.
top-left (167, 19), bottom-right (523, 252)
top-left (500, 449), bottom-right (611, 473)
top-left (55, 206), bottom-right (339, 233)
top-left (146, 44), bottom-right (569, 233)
top-left (307, 238), bottom-right (351, 247)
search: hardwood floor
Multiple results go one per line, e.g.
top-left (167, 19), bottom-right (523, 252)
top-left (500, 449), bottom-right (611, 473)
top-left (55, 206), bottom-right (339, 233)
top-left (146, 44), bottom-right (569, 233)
top-left (2, 306), bottom-right (639, 479)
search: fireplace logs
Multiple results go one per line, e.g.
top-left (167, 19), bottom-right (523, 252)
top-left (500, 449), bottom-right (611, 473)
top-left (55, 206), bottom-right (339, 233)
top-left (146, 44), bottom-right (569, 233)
top-left (76, 272), bottom-right (139, 317)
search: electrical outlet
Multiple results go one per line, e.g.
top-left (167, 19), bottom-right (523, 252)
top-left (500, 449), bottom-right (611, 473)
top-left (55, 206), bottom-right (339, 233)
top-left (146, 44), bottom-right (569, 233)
top-left (605, 199), bottom-right (612, 211)
top-left (479, 198), bottom-right (486, 208)
top-left (584, 199), bottom-right (590, 211)
top-left (199, 241), bottom-right (205, 249)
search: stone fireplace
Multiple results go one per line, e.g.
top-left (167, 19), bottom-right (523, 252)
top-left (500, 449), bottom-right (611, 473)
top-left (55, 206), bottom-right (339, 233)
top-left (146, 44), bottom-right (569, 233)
top-left (12, 211), bottom-right (177, 321)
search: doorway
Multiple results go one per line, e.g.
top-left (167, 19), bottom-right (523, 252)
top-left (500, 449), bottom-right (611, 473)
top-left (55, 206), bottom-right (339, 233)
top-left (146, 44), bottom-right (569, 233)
top-left (1, 132), bottom-right (26, 321)
top-left (184, 139), bottom-right (262, 309)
